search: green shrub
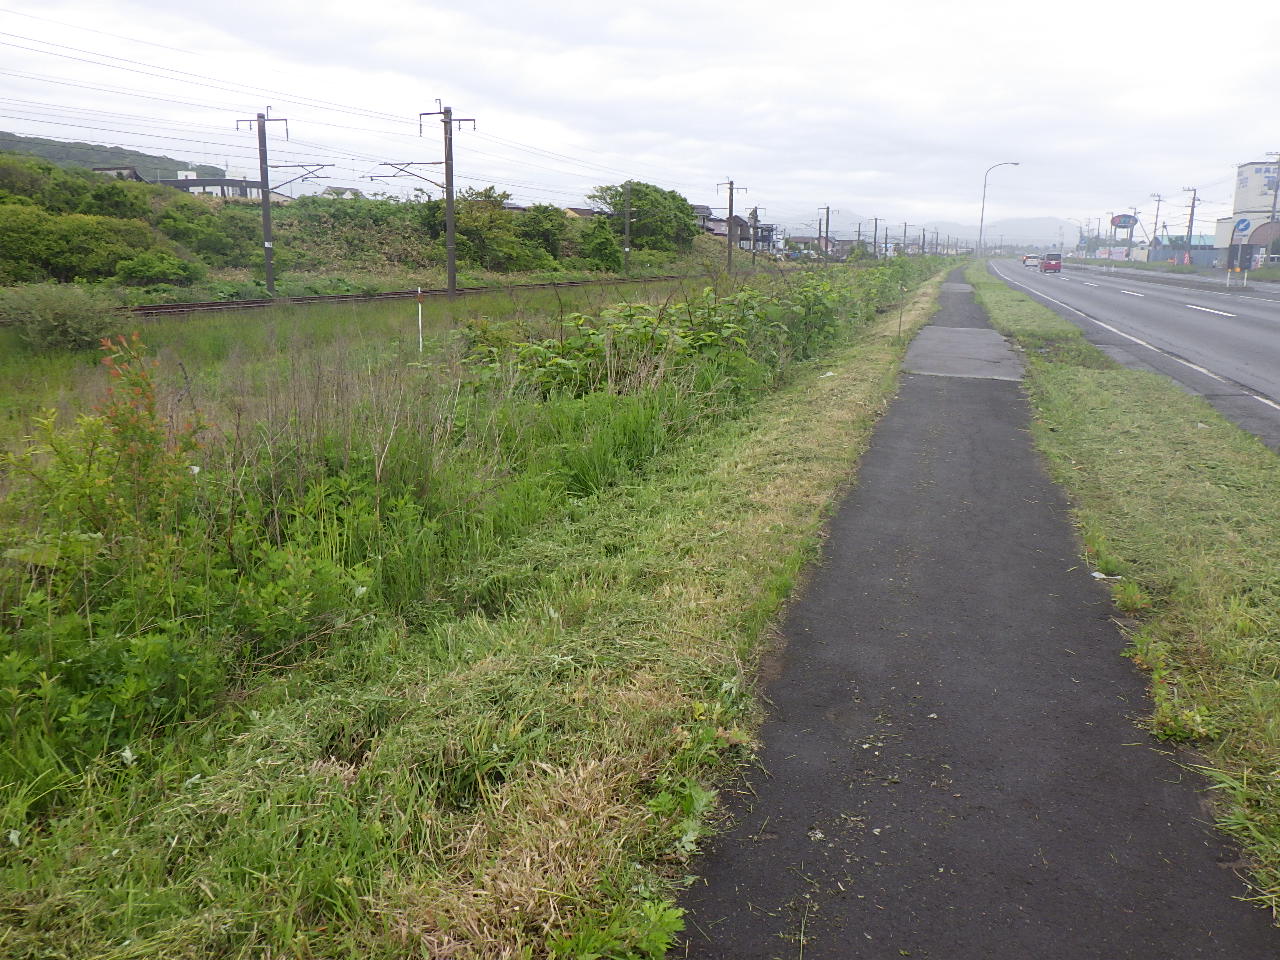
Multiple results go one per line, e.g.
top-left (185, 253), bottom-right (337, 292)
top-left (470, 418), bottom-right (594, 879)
top-left (0, 283), bottom-right (122, 349)
top-left (114, 249), bottom-right (204, 286)
top-left (580, 216), bottom-right (623, 271)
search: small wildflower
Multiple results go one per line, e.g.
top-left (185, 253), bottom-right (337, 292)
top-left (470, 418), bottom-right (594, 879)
top-left (8, 829), bottom-right (20, 847)
top-left (120, 745), bottom-right (136, 766)
top-left (188, 465), bottom-right (201, 475)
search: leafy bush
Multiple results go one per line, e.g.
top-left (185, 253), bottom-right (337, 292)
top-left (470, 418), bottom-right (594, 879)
top-left (114, 249), bottom-right (204, 285)
top-left (0, 282), bottom-right (121, 349)
top-left (77, 181), bottom-right (149, 220)
top-left (580, 216), bottom-right (623, 271)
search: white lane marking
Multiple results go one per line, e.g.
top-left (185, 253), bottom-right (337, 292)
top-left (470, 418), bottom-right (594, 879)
top-left (1082, 281), bottom-right (1098, 287)
top-left (989, 264), bottom-right (1225, 382)
top-left (1121, 290), bottom-right (1144, 297)
top-left (1237, 295), bottom-right (1280, 303)
top-left (992, 265), bottom-right (1280, 412)
top-left (1186, 304), bottom-right (1237, 317)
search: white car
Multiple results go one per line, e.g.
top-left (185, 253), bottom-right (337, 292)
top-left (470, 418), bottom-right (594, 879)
top-left (1023, 255), bottom-right (1041, 268)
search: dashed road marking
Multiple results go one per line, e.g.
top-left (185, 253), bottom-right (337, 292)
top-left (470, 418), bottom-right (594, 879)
top-left (992, 264), bottom-right (1280, 412)
top-left (1186, 304), bottom-right (1237, 317)
top-left (1121, 290), bottom-right (1144, 297)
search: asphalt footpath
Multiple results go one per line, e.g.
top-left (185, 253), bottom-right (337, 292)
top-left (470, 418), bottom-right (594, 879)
top-left (678, 269), bottom-right (1280, 959)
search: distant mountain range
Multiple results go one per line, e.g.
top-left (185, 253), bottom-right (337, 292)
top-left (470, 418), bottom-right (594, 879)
top-left (922, 217), bottom-right (1080, 247)
top-left (0, 131), bottom-right (224, 180)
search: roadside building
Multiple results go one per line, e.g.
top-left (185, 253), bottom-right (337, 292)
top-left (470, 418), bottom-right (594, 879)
top-left (1213, 160), bottom-right (1280, 267)
top-left (156, 170), bottom-right (292, 202)
top-left (564, 206), bottom-right (599, 219)
top-left (785, 235), bottom-right (834, 257)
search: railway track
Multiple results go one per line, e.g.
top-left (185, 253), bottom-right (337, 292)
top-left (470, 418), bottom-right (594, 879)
top-left (127, 274), bottom-right (699, 317)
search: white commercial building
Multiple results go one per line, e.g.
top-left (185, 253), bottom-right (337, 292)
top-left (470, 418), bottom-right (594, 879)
top-left (1213, 161), bottom-right (1280, 265)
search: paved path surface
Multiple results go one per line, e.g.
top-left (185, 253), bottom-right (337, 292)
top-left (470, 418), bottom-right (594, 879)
top-left (679, 271), bottom-right (1280, 959)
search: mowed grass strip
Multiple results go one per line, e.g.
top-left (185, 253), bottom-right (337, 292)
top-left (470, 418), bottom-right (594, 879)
top-left (1, 277), bottom-right (944, 958)
top-left (968, 263), bottom-right (1280, 916)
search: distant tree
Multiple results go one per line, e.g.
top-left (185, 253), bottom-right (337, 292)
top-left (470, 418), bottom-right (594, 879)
top-left (579, 215), bottom-right (623, 271)
top-left (44, 214), bottom-right (155, 281)
top-left (0, 153), bottom-right (95, 213)
top-left (79, 182), bottom-right (149, 221)
top-left (516, 203), bottom-right (570, 258)
top-left (586, 180), bottom-right (697, 252)
top-left (0, 204), bottom-right (54, 282)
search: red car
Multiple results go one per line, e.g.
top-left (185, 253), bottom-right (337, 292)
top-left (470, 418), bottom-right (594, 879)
top-left (1039, 253), bottom-right (1062, 273)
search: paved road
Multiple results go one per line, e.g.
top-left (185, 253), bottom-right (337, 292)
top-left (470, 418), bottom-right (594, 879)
top-left (992, 259), bottom-right (1280, 449)
top-left (1069, 262), bottom-right (1280, 298)
top-left (679, 272), bottom-right (1280, 958)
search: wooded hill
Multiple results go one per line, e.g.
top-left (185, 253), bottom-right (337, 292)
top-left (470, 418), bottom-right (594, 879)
top-left (0, 131), bottom-right (225, 180)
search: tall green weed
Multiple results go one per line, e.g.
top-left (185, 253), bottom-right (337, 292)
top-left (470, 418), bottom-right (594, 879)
top-left (0, 259), bottom-right (947, 821)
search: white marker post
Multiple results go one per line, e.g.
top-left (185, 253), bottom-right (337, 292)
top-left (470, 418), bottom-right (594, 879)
top-left (416, 287), bottom-right (424, 353)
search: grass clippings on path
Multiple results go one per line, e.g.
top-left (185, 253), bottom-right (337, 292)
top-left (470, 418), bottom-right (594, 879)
top-left (969, 262), bottom-right (1280, 918)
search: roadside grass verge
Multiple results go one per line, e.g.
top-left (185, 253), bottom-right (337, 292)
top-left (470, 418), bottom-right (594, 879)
top-left (969, 262), bottom-right (1280, 916)
top-left (0, 267), bottom-right (946, 957)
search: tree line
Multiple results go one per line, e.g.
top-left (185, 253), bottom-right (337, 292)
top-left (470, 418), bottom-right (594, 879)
top-left (0, 152), bottom-right (704, 292)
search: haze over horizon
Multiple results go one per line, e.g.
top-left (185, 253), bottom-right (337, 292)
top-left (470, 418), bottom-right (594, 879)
top-left (1, 1), bottom-right (1274, 240)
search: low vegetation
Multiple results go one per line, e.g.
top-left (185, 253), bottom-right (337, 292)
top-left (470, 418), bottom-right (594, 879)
top-left (969, 262), bottom-right (1280, 915)
top-left (0, 257), bottom-right (948, 957)
top-left (0, 150), bottom-right (724, 306)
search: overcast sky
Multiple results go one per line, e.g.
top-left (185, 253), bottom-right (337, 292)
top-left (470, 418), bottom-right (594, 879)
top-left (2, 0), bottom-right (1276, 240)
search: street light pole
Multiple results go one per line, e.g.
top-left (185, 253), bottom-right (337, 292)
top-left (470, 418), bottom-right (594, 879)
top-left (977, 161), bottom-right (1019, 257)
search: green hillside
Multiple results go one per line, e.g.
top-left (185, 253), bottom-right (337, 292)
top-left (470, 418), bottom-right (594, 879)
top-left (0, 131), bottom-right (224, 179)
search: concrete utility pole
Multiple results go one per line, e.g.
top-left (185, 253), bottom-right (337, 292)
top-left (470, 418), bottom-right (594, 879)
top-left (718, 178), bottom-right (747, 272)
top-left (623, 181), bottom-right (632, 274)
top-left (749, 206), bottom-right (759, 266)
top-left (1149, 193), bottom-right (1164, 254)
top-left (872, 217), bottom-right (881, 259)
top-left (1182, 187), bottom-right (1199, 266)
top-left (236, 111), bottom-right (288, 296)
top-left (818, 205), bottom-right (834, 259)
top-left (420, 103), bottom-right (476, 297)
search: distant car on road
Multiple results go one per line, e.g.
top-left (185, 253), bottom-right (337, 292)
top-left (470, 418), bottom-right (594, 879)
top-left (1023, 254), bottom-right (1041, 268)
top-left (1039, 253), bottom-right (1062, 273)
top-left (1021, 253), bottom-right (1036, 264)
